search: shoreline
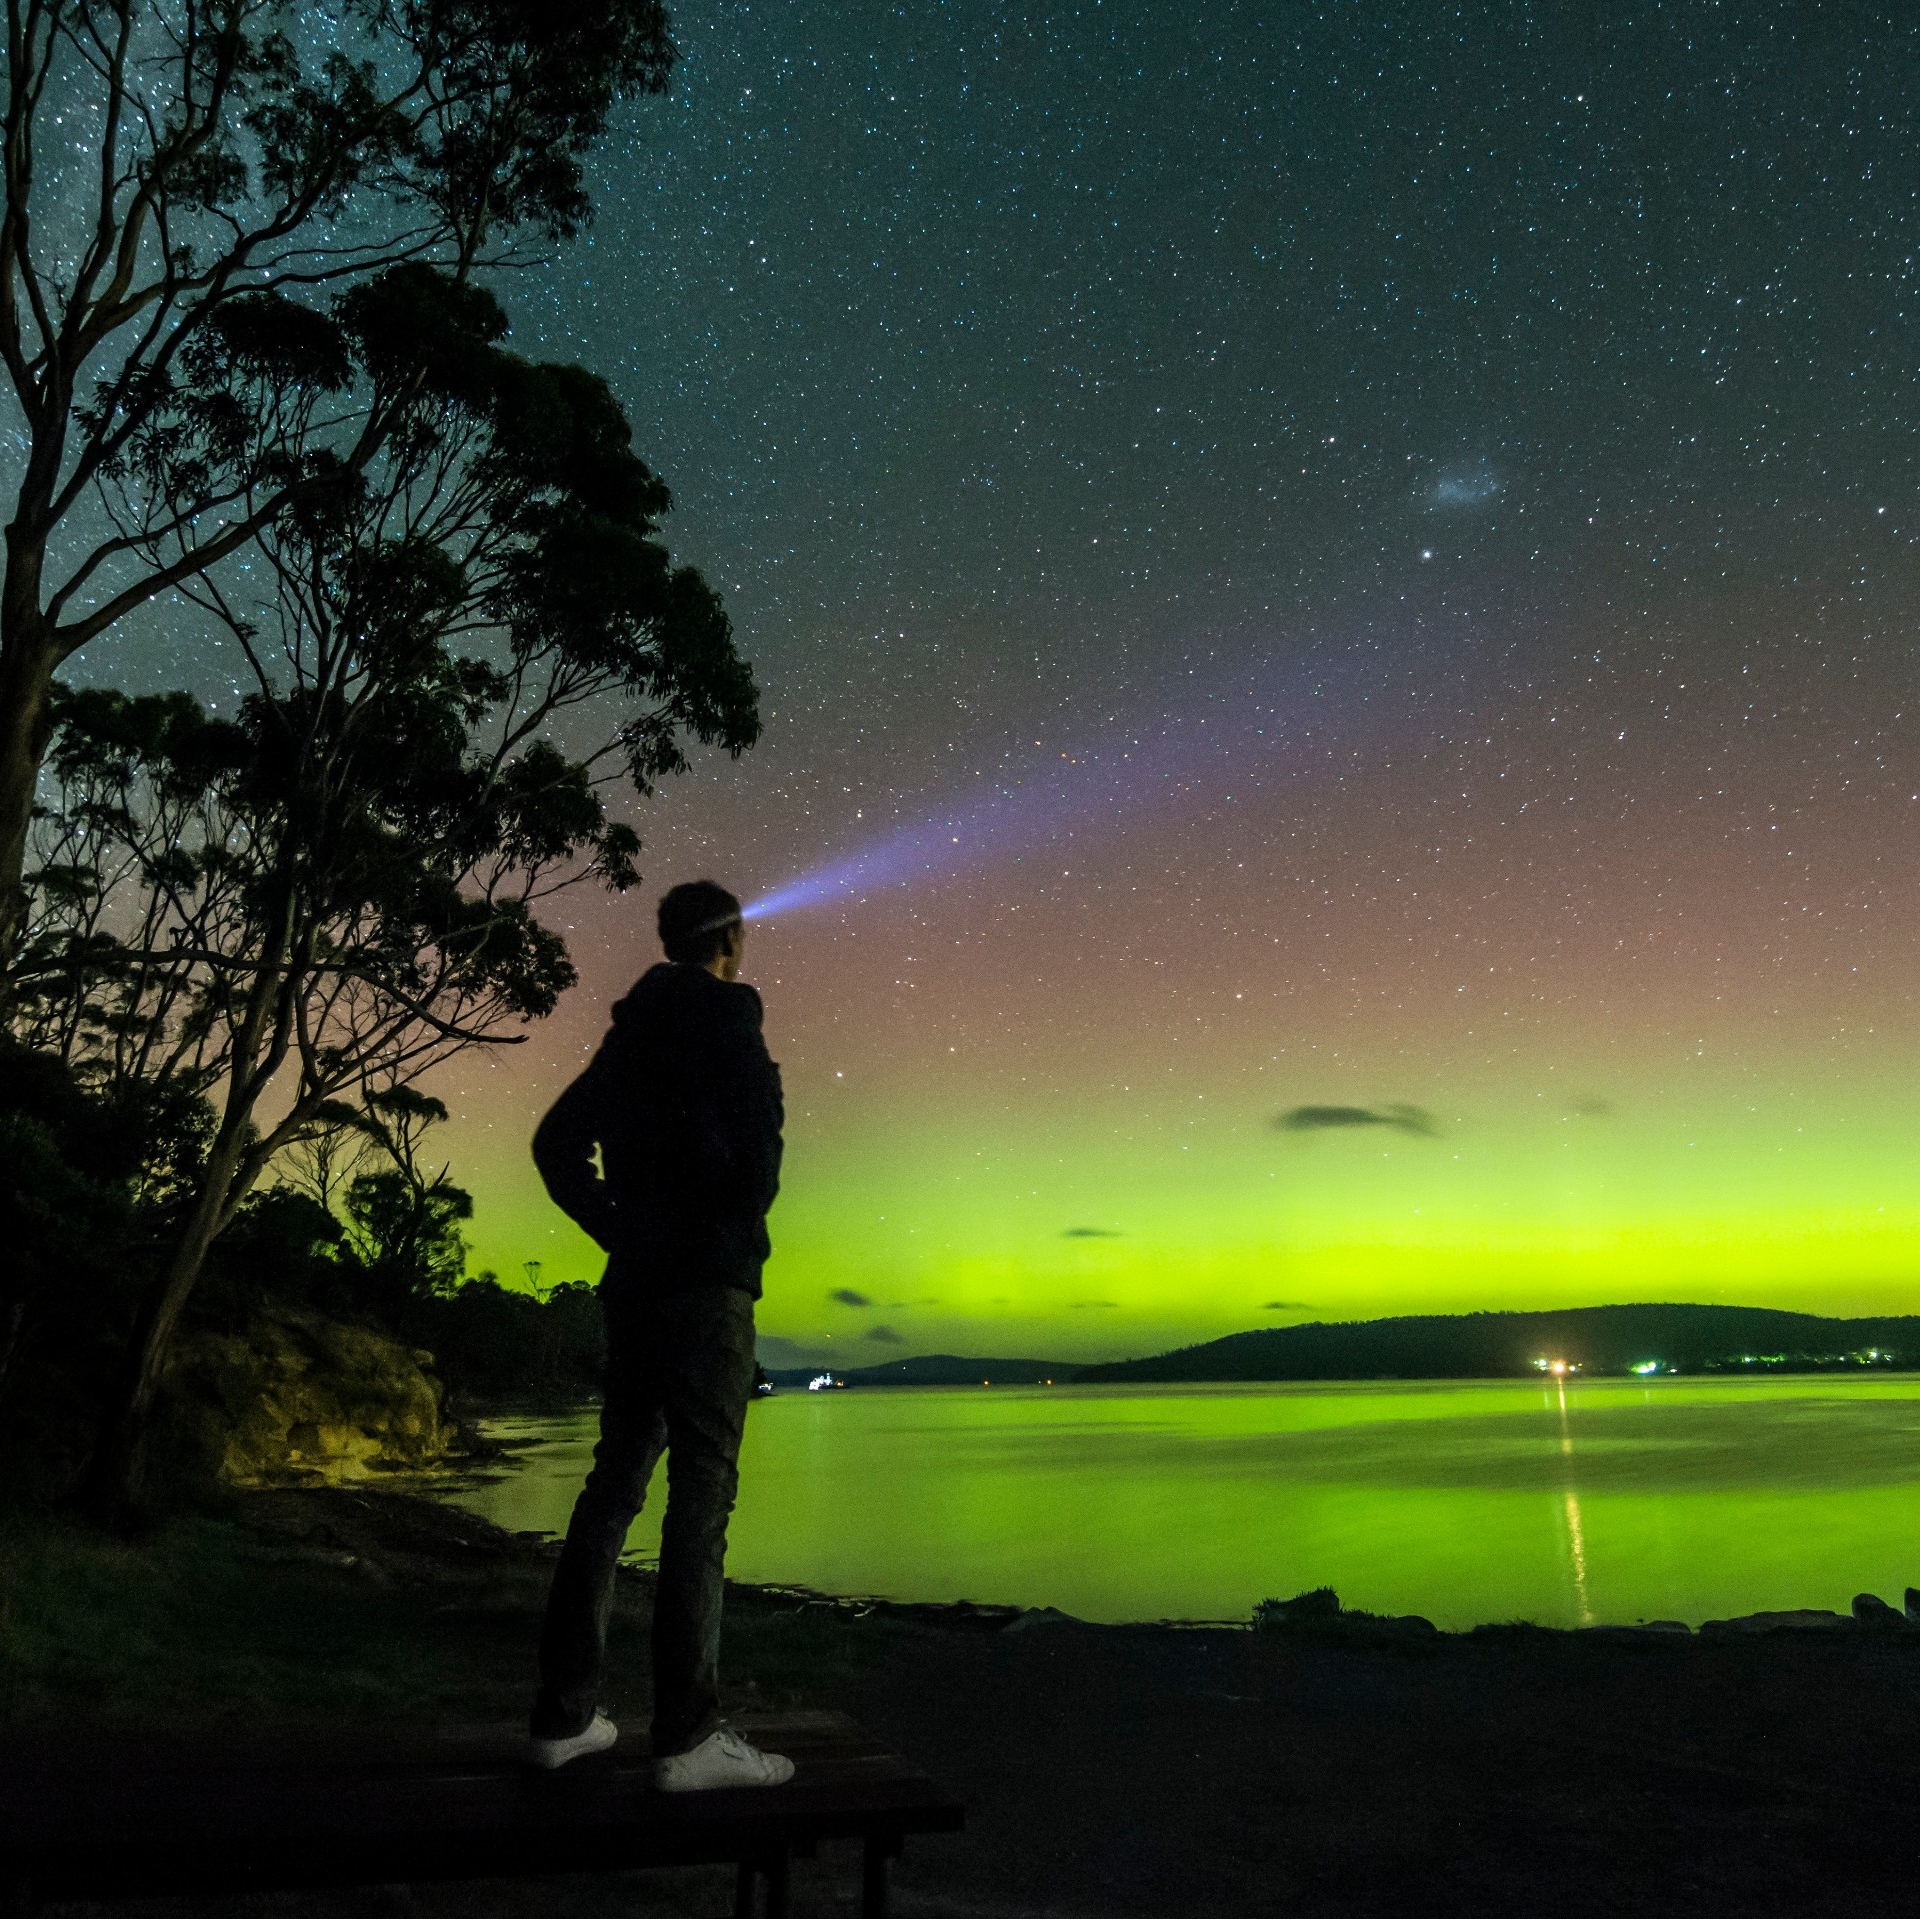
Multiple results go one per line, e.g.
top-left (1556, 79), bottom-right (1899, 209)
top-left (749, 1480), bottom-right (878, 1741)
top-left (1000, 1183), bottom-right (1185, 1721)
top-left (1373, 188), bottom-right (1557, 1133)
top-left (8, 1485), bottom-right (1920, 1915)
top-left (440, 1383), bottom-right (1920, 1641)
top-left (254, 1479), bottom-right (1920, 1644)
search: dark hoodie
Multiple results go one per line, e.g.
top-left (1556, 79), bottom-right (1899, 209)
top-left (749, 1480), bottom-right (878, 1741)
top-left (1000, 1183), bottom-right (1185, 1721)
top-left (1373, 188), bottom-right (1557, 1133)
top-left (532, 963), bottom-right (784, 1295)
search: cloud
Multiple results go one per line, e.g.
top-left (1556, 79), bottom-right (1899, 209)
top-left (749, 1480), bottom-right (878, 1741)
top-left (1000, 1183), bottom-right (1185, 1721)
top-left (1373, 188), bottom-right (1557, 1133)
top-left (1278, 1103), bottom-right (1438, 1138)
top-left (1070, 1300), bottom-right (1120, 1309)
top-left (1568, 1095), bottom-right (1614, 1118)
top-left (865, 1324), bottom-right (905, 1345)
top-left (828, 1287), bottom-right (872, 1308)
top-left (1062, 1226), bottom-right (1123, 1238)
top-left (1262, 1300), bottom-right (1312, 1312)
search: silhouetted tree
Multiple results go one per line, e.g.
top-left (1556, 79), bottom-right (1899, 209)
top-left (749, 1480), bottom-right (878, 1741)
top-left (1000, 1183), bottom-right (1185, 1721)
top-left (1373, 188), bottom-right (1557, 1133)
top-left (17, 264), bottom-right (757, 1513)
top-left (0, 0), bottom-right (676, 982)
top-left (419, 1275), bottom-right (605, 1403)
top-left (0, 1040), bottom-right (210, 1496)
top-left (338, 1087), bottom-right (475, 1305)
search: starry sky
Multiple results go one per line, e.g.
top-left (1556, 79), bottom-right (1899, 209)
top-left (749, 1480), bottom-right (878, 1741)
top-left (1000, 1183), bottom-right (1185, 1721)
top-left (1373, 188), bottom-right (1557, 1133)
top-left (414, 2), bottom-right (1920, 1364)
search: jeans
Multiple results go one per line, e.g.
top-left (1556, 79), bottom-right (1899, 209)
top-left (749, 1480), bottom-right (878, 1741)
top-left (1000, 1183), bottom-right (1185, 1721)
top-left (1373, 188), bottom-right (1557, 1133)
top-left (532, 1269), bottom-right (759, 1755)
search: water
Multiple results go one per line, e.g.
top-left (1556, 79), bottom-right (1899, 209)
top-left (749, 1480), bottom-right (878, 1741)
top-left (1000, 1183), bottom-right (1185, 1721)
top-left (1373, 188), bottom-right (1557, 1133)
top-left (443, 1377), bottom-right (1920, 1629)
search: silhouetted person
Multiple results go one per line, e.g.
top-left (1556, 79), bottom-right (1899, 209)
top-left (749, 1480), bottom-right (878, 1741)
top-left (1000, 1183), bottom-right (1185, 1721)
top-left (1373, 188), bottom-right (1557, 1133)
top-left (524, 880), bottom-right (791, 1790)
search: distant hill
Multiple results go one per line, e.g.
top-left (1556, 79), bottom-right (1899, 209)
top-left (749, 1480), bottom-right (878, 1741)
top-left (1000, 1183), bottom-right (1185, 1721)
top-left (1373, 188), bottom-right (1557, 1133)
top-left (764, 1353), bottom-right (1075, 1389)
top-left (758, 1306), bottom-right (1920, 1392)
top-left (1072, 1304), bottom-right (1920, 1383)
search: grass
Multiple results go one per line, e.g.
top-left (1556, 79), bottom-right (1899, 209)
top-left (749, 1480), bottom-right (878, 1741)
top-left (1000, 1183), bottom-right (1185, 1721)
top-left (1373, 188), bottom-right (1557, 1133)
top-left (0, 1492), bottom-right (885, 1728)
top-left (0, 1494), bottom-right (913, 1918)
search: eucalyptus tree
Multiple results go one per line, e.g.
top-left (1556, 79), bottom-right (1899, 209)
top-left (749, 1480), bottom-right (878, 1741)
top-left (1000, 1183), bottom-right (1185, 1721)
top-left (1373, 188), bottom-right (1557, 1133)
top-left (0, 0), bottom-right (674, 983)
top-left (20, 264), bottom-right (757, 1511)
top-left (333, 1084), bottom-right (475, 1304)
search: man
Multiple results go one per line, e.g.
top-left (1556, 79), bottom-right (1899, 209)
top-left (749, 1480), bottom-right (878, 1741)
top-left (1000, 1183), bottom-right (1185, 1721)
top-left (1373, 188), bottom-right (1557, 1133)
top-left (524, 879), bottom-right (792, 1791)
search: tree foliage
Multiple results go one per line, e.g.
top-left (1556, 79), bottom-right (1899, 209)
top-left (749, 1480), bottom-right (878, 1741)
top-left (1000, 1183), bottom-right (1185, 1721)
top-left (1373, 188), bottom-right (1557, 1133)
top-left (323, 1085), bottom-right (475, 1304)
top-left (0, 1040), bottom-right (211, 1496)
top-left (22, 263), bottom-right (755, 1115)
top-left (0, 0), bottom-right (679, 973)
top-left (13, 262), bottom-right (758, 1511)
top-left (0, 1047), bottom-right (596, 1503)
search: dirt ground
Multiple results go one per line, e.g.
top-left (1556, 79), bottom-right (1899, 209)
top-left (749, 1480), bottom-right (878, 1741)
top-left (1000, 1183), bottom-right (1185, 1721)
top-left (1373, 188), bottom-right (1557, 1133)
top-left (19, 1490), bottom-right (1920, 1919)
top-left (828, 1613), bottom-right (1920, 1918)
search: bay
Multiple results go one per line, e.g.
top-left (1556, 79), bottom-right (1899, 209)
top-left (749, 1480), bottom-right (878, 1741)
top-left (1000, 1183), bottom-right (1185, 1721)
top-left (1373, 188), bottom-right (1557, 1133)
top-left (441, 1376), bottom-right (1920, 1629)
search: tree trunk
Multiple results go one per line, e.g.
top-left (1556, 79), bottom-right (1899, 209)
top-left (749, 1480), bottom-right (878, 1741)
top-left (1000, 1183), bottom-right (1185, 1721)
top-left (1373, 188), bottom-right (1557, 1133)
top-left (80, 887), bottom-right (304, 1521)
top-left (80, 1124), bottom-right (250, 1522)
top-left (0, 524), bottom-right (57, 986)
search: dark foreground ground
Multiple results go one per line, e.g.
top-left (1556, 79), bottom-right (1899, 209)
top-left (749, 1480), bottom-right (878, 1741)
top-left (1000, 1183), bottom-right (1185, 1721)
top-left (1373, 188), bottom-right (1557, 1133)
top-left (5, 1488), bottom-right (1918, 1918)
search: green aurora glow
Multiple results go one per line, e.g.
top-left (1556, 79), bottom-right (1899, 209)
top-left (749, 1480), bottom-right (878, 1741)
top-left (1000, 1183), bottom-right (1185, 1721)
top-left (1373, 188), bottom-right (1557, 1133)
top-left (448, 861), bottom-right (1920, 1363)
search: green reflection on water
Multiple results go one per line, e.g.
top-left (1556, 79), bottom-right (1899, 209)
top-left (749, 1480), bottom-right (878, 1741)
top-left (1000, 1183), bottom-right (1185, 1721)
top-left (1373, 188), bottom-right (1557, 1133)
top-left (446, 1377), bottom-right (1920, 1629)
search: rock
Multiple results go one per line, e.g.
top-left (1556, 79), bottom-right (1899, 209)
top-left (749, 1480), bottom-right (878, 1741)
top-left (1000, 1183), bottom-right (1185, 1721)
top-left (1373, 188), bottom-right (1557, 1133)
top-left (1253, 1589), bottom-right (1437, 1642)
top-left (1307, 1610), bottom-right (1439, 1646)
top-left (165, 1307), bottom-right (463, 1487)
top-left (1699, 1609), bottom-right (1848, 1636)
top-left (1362, 1614), bottom-right (1440, 1642)
top-left (1583, 1621), bottom-right (1693, 1643)
top-left (1851, 1592), bottom-right (1907, 1630)
top-left (1003, 1606), bottom-right (1078, 1633)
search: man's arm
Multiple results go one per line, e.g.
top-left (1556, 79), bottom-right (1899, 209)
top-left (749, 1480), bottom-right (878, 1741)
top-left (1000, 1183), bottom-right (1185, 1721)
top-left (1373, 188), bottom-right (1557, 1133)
top-left (708, 985), bottom-right (785, 1217)
top-left (531, 1060), bottom-right (622, 1250)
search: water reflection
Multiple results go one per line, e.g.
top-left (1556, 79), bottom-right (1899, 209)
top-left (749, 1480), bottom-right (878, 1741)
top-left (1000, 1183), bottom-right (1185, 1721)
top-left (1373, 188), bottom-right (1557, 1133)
top-left (444, 1377), bottom-right (1920, 1629)
top-left (1551, 1379), bottom-right (1593, 1625)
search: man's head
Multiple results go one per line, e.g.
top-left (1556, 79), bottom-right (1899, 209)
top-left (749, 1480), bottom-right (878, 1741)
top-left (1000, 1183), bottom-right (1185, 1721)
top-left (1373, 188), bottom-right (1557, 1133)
top-left (658, 880), bottom-right (746, 979)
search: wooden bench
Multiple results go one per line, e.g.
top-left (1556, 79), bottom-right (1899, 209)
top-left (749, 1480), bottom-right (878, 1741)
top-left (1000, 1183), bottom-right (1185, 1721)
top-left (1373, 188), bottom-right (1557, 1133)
top-left (0, 1710), bottom-right (962, 1919)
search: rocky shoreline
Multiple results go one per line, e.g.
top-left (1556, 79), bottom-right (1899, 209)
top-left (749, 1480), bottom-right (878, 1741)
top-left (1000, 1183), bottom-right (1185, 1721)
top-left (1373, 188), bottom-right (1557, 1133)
top-left (166, 1310), bottom-right (479, 1487)
top-left (10, 1484), bottom-right (1920, 1915)
top-left (238, 1482), bottom-right (1920, 1648)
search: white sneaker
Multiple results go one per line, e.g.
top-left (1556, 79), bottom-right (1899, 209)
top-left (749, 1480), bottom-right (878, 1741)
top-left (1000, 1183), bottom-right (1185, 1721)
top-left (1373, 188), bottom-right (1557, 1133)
top-left (653, 1726), bottom-right (795, 1792)
top-left (523, 1711), bottom-right (618, 1769)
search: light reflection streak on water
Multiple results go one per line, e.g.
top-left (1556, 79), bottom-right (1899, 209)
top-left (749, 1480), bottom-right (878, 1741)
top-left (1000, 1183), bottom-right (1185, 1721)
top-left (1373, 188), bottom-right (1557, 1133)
top-left (1554, 1377), bottom-right (1594, 1625)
